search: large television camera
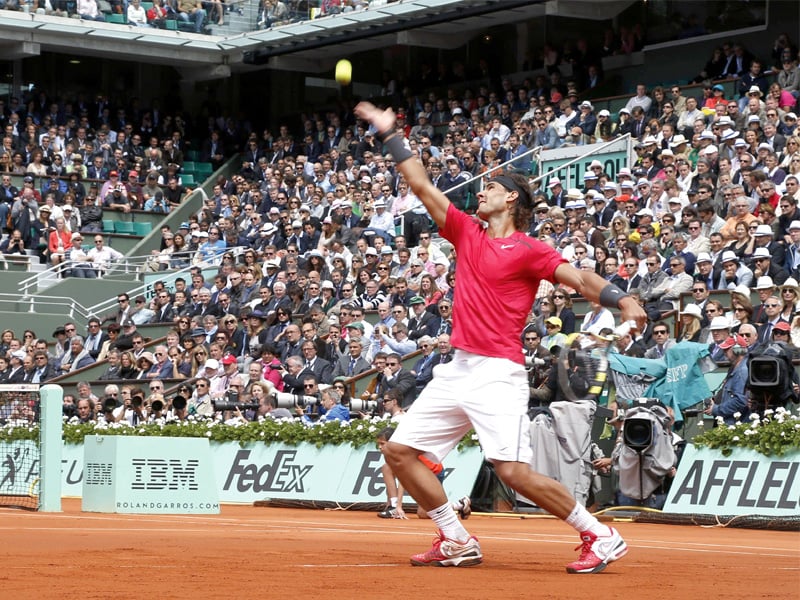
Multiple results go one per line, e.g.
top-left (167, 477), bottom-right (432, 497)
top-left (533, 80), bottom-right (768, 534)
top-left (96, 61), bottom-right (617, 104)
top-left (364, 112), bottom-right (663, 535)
top-left (616, 398), bottom-right (676, 508)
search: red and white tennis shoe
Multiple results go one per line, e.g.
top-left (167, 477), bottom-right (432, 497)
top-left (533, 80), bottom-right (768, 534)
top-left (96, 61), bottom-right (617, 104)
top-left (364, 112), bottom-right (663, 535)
top-left (566, 527), bottom-right (628, 574)
top-left (410, 530), bottom-right (482, 567)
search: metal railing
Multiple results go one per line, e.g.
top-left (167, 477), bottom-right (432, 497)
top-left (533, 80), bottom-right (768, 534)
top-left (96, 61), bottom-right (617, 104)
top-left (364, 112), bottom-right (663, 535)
top-left (0, 293), bottom-right (92, 320)
top-left (530, 134), bottom-right (633, 189)
top-left (442, 144), bottom-right (543, 198)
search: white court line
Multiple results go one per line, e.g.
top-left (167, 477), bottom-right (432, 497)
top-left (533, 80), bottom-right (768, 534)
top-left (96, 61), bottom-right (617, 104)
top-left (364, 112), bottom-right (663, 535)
top-left (2, 524), bottom-right (797, 559)
top-left (9, 510), bottom-right (800, 554)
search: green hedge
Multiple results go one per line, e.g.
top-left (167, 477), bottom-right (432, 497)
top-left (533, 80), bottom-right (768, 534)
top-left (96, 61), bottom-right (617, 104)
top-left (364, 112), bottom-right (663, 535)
top-left (0, 417), bottom-right (480, 451)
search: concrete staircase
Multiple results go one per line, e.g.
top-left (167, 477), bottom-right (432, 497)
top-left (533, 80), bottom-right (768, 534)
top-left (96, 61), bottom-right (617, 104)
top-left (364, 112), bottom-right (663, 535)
top-left (207, 1), bottom-right (258, 37)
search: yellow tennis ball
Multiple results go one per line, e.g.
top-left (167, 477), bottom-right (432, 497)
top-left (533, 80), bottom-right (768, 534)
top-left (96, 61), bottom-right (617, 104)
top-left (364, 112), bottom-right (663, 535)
top-left (335, 59), bottom-right (352, 85)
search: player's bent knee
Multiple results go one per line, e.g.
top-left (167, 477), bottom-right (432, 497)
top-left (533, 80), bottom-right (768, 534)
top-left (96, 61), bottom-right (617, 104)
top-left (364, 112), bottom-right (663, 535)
top-left (383, 441), bottom-right (419, 468)
top-left (492, 461), bottom-right (533, 490)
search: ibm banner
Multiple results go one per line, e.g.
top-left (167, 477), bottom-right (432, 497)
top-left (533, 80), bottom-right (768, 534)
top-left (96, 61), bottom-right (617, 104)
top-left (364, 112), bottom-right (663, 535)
top-left (63, 442), bottom-right (484, 504)
top-left (664, 445), bottom-right (800, 517)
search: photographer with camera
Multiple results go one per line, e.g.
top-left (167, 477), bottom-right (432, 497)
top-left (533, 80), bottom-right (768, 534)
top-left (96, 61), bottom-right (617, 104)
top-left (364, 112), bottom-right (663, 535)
top-left (704, 333), bottom-right (750, 424)
top-left (300, 387), bottom-right (349, 424)
top-left (601, 399), bottom-right (681, 509)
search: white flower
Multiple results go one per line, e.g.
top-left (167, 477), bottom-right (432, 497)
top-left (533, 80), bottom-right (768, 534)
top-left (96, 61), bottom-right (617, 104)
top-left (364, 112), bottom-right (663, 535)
top-left (205, 431), bottom-right (212, 437)
top-left (744, 429), bottom-right (755, 436)
top-left (749, 413), bottom-right (760, 421)
top-left (715, 416), bottom-right (725, 425)
top-left (733, 411), bottom-right (741, 420)
top-left (732, 436), bottom-right (740, 442)
top-left (697, 419), bottom-right (704, 428)
top-left (763, 408), bottom-right (774, 417)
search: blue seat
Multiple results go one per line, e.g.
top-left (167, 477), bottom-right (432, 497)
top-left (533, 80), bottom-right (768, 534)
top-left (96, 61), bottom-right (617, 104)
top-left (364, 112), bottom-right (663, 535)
top-left (103, 220), bottom-right (115, 233)
top-left (114, 221), bottom-right (135, 235)
top-left (132, 222), bottom-right (152, 237)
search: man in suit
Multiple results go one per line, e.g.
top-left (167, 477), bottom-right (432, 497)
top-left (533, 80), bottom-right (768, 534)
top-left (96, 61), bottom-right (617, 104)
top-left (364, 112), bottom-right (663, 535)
top-left (643, 324), bottom-right (676, 359)
top-left (407, 296), bottom-right (437, 340)
top-left (757, 296), bottom-right (788, 345)
top-left (382, 352), bottom-right (417, 409)
top-left (601, 256), bottom-right (627, 288)
top-left (193, 288), bottom-right (223, 318)
top-left (621, 258), bottom-right (642, 293)
top-left (411, 335), bottom-right (438, 396)
top-left (707, 317), bottom-right (732, 364)
top-left (30, 350), bottom-right (59, 383)
top-left (615, 330), bottom-right (646, 357)
top-left (83, 317), bottom-right (109, 360)
top-left (548, 178), bottom-right (565, 208)
top-left (299, 340), bottom-right (333, 385)
top-left (153, 289), bottom-right (176, 323)
top-left (331, 338), bottom-right (371, 379)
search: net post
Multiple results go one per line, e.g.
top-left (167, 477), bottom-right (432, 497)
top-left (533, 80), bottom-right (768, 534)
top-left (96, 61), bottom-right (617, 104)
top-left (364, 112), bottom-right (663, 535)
top-left (39, 384), bottom-right (63, 512)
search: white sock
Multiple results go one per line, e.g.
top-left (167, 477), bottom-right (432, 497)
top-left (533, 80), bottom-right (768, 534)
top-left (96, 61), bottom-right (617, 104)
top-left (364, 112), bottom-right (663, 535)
top-left (389, 497), bottom-right (397, 508)
top-left (565, 502), bottom-right (609, 537)
top-left (427, 502), bottom-right (470, 542)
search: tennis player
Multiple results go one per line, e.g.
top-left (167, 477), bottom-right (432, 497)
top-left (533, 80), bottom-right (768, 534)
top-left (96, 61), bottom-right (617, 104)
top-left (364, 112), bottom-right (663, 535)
top-left (355, 102), bottom-right (647, 574)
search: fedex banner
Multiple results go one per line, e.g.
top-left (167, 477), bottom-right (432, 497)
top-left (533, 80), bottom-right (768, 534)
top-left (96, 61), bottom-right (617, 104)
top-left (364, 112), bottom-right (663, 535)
top-left (664, 445), bottom-right (800, 517)
top-left (61, 442), bottom-right (484, 504)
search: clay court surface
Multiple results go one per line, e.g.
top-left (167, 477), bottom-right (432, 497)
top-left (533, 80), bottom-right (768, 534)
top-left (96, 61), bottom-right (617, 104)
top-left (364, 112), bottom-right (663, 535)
top-left (1, 499), bottom-right (798, 600)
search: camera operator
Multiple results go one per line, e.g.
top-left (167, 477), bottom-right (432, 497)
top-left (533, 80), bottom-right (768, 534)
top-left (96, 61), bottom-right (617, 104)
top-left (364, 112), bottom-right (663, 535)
top-left (294, 374), bottom-right (321, 418)
top-left (300, 387), bottom-right (349, 424)
top-left (600, 402), bottom-right (682, 509)
top-left (147, 395), bottom-right (166, 422)
top-left (704, 333), bottom-right (750, 424)
top-left (97, 396), bottom-right (118, 424)
top-left (168, 394), bottom-right (190, 421)
top-left (522, 326), bottom-right (551, 391)
top-left (279, 356), bottom-right (307, 395)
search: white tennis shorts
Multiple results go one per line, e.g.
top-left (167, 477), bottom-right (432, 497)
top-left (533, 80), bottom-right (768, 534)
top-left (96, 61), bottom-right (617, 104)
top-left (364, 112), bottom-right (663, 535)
top-left (391, 349), bottom-right (531, 464)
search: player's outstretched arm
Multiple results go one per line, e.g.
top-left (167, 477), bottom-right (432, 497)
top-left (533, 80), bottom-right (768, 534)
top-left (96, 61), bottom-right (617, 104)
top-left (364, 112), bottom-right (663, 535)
top-left (355, 101), bottom-right (449, 228)
top-left (554, 263), bottom-right (647, 331)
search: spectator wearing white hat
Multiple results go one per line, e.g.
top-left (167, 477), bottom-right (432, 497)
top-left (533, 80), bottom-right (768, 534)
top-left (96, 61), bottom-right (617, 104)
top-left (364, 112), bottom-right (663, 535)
top-left (719, 250), bottom-right (754, 289)
top-left (752, 247), bottom-right (788, 286)
top-left (752, 223), bottom-right (786, 267)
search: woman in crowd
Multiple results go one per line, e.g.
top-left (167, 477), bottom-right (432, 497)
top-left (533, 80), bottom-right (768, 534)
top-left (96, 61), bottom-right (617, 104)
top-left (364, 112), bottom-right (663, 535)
top-left (779, 279), bottom-right (800, 321)
top-left (677, 304), bottom-right (704, 342)
top-left (730, 296), bottom-right (754, 334)
top-left (552, 289), bottom-right (576, 334)
top-left (419, 273), bottom-right (443, 310)
top-left (118, 351), bottom-right (140, 380)
top-left (331, 377), bottom-right (352, 409)
top-left (190, 345), bottom-right (210, 378)
top-left (726, 221), bottom-right (756, 260)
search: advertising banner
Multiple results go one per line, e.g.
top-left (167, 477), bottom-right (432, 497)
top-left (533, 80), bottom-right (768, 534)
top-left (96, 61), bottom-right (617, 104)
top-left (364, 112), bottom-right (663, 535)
top-left (63, 441), bottom-right (484, 505)
top-left (538, 138), bottom-right (631, 190)
top-left (82, 436), bottom-right (220, 514)
top-left (664, 445), bottom-right (800, 517)
top-left (0, 440), bottom-right (39, 498)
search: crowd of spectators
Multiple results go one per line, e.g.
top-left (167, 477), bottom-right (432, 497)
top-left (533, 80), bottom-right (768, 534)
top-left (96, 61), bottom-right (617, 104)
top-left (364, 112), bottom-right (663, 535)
top-left (1, 30), bottom-right (800, 431)
top-left (0, 0), bottom-right (395, 34)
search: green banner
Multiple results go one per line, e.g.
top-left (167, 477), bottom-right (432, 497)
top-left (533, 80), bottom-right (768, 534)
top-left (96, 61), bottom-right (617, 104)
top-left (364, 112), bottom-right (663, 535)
top-left (539, 138), bottom-right (631, 190)
top-left (664, 445), bottom-right (800, 517)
